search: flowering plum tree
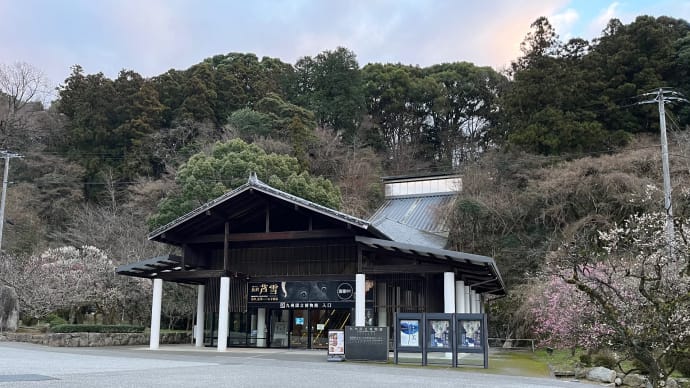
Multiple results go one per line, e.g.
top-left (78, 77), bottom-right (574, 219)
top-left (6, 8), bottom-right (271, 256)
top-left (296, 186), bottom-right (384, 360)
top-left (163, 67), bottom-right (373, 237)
top-left (536, 212), bottom-right (690, 387)
top-left (1, 246), bottom-right (150, 323)
top-left (528, 275), bottom-right (613, 351)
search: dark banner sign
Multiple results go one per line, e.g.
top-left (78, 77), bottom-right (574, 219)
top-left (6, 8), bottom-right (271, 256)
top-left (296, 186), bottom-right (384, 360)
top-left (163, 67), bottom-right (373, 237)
top-left (248, 280), bottom-right (368, 309)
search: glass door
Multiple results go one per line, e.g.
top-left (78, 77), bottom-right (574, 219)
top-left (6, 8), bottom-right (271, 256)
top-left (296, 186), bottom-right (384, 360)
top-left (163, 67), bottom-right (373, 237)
top-left (310, 309), bottom-right (351, 349)
top-left (290, 309), bottom-right (309, 348)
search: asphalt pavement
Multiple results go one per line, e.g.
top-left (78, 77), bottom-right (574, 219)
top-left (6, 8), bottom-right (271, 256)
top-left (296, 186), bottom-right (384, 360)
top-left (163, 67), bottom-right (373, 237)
top-left (0, 342), bottom-right (594, 388)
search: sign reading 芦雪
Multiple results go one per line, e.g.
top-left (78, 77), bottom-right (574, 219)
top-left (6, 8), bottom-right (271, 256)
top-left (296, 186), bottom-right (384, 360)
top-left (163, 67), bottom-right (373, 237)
top-left (247, 280), bottom-right (371, 309)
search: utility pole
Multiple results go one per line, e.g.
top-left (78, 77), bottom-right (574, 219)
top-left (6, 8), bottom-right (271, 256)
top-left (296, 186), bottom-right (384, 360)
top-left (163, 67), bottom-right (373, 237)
top-left (0, 150), bottom-right (22, 254)
top-left (639, 88), bottom-right (688, 250)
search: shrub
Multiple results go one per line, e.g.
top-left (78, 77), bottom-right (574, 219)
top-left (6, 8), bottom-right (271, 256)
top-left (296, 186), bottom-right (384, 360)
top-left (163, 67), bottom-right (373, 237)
top-left (50, 324), bottom-right (145, 333)
top-left (675, 356), bottom-right (690, 377)
top-left (593, 352), bottom-right (618, 369)
top-left (632, 358), bottom-right (650, 375)
top-left (579, 354), bottom-right (592, 367)
top-left (45, 314), bottom-right (67, 327)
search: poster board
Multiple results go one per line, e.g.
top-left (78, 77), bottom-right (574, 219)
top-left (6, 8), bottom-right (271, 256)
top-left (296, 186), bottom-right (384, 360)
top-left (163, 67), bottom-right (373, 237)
top-left (327, 330), bottom-right (345, 362)
top-left (455, 313), bottom-right (489, 368)
top-left (394, 312), bottom-right (489, 369)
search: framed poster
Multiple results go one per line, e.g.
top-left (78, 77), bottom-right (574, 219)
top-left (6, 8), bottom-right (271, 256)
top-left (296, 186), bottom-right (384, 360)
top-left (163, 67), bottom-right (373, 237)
top-left (457, 319), bottom-right (483, 350)
top-left (328, 330), bottom-right (345, 355)
top-left (399, 319), bottom-right (420, 347)
top-left (428, 319), bottom-right (451, 348)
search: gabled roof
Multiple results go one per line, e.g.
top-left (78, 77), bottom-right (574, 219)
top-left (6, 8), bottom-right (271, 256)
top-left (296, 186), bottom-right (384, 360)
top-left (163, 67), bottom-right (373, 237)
top-left (369, 193), bottom-right (455, 249)
top-left (149, 173), bottom-right (388, 243)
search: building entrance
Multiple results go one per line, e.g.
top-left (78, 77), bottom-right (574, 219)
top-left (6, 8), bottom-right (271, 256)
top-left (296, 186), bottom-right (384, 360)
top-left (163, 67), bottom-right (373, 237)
top-left (269, 308), bottom-right (350, 349)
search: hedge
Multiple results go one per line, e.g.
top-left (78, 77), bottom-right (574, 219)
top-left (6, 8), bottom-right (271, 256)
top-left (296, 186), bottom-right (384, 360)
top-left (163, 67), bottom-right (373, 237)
top-left (50, 324), bottom-right (145, 333)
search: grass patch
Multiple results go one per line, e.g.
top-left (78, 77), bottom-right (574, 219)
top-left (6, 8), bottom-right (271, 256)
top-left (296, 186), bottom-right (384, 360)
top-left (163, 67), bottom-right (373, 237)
top-left (487, 351), bottom-right (551, 377)
top-left (391, 351), bottom-right (551, 378)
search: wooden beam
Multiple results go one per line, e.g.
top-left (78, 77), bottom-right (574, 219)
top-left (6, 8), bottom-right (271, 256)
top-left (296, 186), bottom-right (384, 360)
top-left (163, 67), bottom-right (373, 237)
top-left (362, 264), bottom-right (458, 274)
top-left (185, 229), bottom-right (356, 243)
top-left (265, 203), bottom-right (270, 233)
top-left (157, 270), bottom-right (227, 281)
top-left (224, 221), bottom-right (229, 271)
top-left (205, 210), bottom-right (226, 222)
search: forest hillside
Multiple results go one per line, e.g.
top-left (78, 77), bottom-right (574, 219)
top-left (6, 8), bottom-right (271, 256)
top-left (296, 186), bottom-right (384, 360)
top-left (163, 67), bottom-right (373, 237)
top-left (0, 15), bottom-right (688, 334)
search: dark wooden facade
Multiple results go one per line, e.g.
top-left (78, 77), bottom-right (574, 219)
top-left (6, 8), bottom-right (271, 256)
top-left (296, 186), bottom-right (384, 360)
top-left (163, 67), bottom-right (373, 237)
top-left (117, 175), bottom-right (505, 348)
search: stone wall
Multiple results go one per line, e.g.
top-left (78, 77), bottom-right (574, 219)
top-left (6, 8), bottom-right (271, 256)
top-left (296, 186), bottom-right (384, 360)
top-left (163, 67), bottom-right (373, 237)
top-left (0, 331), bottom-right (191, 347)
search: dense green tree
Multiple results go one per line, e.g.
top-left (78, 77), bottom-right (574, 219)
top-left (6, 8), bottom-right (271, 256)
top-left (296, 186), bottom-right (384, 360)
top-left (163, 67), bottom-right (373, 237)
top-left (148, 138), bottom-right (340, 228)
top-left (227, 108), bottom-right (273, 139)
top-left (587, 16), bottom-right (690, 132)
top-left (58, 66), bottom-right (167, 199)
top-left (425, 62), bottom-right (507, 166)
top-left (177, 62), bottom-right (217, 123)
top-left (363, 62), bottom-right (506, 170)
top-left (151, 69), bottom-right (186, 126)
top-left (151, 53), bottom-right (293, 127)
top-left (292, 47), bottom-right (365, 138)
top-left (255, 93), bottom-right (317, 165)
top-left (503, 17), bottom-right (633, 154)
top-left (362, 63), bottom-right (434, 170)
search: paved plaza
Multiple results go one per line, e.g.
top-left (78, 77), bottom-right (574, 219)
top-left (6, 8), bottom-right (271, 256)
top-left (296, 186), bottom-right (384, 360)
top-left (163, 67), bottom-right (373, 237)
top-left (0, 342), bottom-right (593, 388)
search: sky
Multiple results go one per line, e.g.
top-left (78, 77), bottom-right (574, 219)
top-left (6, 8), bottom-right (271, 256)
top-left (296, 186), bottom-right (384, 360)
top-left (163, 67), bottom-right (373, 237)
top-left (1, 0), bottom-right (689, 96)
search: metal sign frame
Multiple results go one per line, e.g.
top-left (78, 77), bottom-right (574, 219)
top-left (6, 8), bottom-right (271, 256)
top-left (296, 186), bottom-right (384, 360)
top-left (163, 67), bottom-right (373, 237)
top-left (393, 312), bottom-right (489, 369)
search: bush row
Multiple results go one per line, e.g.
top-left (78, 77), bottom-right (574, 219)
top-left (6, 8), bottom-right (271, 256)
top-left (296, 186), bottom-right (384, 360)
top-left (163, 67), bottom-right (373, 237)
top-left (50, 324), bottom-right (145, 333)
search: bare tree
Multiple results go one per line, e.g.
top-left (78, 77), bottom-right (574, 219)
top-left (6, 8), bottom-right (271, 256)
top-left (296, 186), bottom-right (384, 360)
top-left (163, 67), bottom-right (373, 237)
top-left (0, 62), bottom-right (51, 148)
top-left (0, 62), bottom-right (49, 113)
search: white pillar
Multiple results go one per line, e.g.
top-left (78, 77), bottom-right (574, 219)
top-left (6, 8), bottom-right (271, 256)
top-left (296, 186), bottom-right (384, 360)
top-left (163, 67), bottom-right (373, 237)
top-left (217, 277), bottom-right (230, 351)
top-left (469, 289), bottom-right (477, 313)
top-left (455, 280), bottom-right (465, 313)
top-left (355, 274), bottom-right (366, 326)
top-left (150, 278), bottom-right (163, 350)
top-left (250, 314), bottom-right (257, 344)
top-left (195, 284), bottom-right (205, 347)
top-left (377, 282), bottom-right (387, 327)
top-left (464, 286), bottom-right (471, 313)
top-left (257, 308), bottom-right (267, 347)
top-left (475, 292), bottom-right (482, 313)
top-left (443, 272), bottom-right (456, 313)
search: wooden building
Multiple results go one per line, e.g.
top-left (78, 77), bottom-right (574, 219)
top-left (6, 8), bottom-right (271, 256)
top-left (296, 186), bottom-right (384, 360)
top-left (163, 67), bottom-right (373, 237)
top-left (117, 173), bottom-right (505, 350)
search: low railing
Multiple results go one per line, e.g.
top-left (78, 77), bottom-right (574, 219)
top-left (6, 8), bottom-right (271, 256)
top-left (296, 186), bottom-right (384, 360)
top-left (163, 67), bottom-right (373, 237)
top-left (487, 337), bottom-right (536, 352)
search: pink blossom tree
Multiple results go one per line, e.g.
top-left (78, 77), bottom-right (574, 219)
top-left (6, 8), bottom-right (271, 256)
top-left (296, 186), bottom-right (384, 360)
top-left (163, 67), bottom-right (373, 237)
top-left (528, 275), bottom-right (613, 352)
top-left (538, 212), bottom-right (690, 387)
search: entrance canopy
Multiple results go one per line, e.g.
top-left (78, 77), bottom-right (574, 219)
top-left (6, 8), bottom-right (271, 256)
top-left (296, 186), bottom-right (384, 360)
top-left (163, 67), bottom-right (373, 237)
top-left (355, 236), bottom-right (505, 296)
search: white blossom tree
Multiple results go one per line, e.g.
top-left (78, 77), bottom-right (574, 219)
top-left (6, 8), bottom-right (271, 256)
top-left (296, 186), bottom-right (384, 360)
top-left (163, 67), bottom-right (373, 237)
top-left (0, 246), bottom-right (150, 324)
top-left (540, 212), bottom-right (690, 387)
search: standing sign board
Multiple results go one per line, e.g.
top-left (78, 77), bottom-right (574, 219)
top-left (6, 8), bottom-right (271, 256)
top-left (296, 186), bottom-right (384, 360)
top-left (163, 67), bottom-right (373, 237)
top-left (344, 326), bottom-right (389, 362)
top-left (327, 330), bottom-right (345, 362)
